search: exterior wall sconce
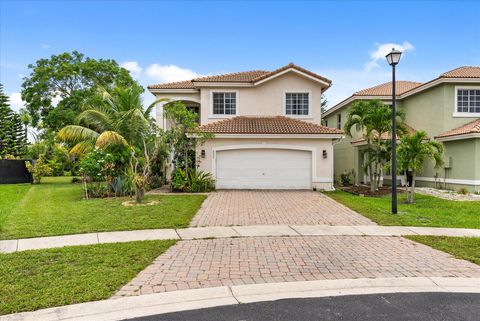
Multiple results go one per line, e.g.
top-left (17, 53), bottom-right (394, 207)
top-left (322, 150), bottom-right (327, 159)
top-left (201, 150), bottom-right (206, 158)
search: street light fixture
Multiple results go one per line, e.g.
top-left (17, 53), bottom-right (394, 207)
top-left (385, 48), bottom-right (402, 214)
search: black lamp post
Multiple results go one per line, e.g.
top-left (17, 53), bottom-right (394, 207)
top-left (385, 48), bottom-right (402, 214)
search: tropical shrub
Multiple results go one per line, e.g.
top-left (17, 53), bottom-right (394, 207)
top-left (78, 149), bottom-right (121, 198)
top-left (171, 168), bottom-right (215, 193)
top-left (25, 157), bottom-right (53, 184)
top-left (340, 170), bottom-right (353, 186)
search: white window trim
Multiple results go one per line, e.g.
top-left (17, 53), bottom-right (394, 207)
top-left (209, 90), bottom-right (239, 119)
top-left (453, 85), bottom-right (480, 117)
top-left (284, 91), bottom-right (312, 119)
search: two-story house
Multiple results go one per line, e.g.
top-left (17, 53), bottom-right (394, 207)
top-left (323, 66), bottom-right (480, 192)
top-left (148, 63), bottom-right (343, 190)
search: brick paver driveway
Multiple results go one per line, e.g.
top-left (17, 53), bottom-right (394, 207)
top-left (191, 191), bottom-right (374, 226)
top-left (115, 236), bottom-right (480, 297)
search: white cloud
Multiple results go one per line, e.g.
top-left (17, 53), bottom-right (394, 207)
top-left (145, 64), bottom-right (201, 83)
top-left (41, 43), bottom-right (51, 49)
top-left (121, 61), bottom-right (143, 78)
top-left (9, 92), bottom-right (24, 112)
top-left (365, 41), bottom-right (414, 71)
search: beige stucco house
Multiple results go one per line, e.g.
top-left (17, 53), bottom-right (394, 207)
top-left (148, 63), bottom-right (343, 190)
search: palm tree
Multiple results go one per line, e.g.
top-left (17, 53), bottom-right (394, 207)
top-left (397, 131), bottom-right (444, 203)
top-left (57, 85), bottom-right (162, 155)
top-left (344, 99), bottom-right (406, 192)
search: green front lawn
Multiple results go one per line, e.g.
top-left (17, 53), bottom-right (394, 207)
top-left (0, 177), bottom-right (206, 240)
top-left (325, 190), bottom-right (480, 229)
top-left (406, 236), bottom-right (480, 266)
top-left (0, 240), bottom-right (175, 315)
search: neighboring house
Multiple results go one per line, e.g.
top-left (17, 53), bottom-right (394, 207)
top-left (323, 66), bottom-right (480, 192)
top-left (148, 63), bottom-right (343, 190)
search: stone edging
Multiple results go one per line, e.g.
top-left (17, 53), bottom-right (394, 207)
top-left (1, 277), bottom-right (479, 321)
top-left (2, 225), bottom-right (480, 253)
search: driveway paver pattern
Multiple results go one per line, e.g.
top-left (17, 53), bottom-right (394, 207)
top-left (114, 236), bottom-right (480, 297)
top-left (191, 191), bottom-right (374, 226)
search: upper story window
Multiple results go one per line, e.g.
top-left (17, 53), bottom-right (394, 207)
top-left (286, 93), bottom-right (309, 116)
top-left (457, 88), bottom-right (480, 114)
top-left (213, 92), bottom-right (236, 115)
top-left (337, 113), bottom-right (342, 129)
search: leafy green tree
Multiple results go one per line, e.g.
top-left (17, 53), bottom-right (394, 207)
top-left (397, 131), bottom-right (444, 203)
top-left (164, 101), bottom-right (214, 171)
top-left (57, 86), bottom-right (158, 156)
top-left (21, 51), bottom-right (137, 133)
top-left (0, 84), bottom-right (27, 157)
top-left (344, 99), bottom-right (406, 192)
top-left (321, 94), bottom-right (328, 115)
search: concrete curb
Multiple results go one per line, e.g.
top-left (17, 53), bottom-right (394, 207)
top-left (1, 277), bottom-right (479, 321)
top-left (1, 225), bottom-right (480, 253)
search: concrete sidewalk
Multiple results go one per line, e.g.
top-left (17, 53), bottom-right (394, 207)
top-left (2, 225), bottom-right (480, 253)
top-left (1, 277), bottom-right (479, 321)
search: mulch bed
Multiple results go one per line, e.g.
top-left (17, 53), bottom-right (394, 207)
top-left (340, 185), bottom-right (401, 197)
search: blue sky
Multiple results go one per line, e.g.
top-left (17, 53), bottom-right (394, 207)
top-left (1, 0), bottom-right (479, 111)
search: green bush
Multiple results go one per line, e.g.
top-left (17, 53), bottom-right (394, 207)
top-left (457, 187), bottom-right (469, 195)
top-left (25, 157), bottom-right (53, 184)
top-left (171, 168), bottom-right (215, 193)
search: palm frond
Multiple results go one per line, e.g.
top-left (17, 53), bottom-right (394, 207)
top-left (57, 125), bottom-right (99, 144)
top-left (77, 109), bottom-right (112, 131)
top-left (95, 130), bottom-right (128, 149)
top-left (69, 140), bottom-right (95, 156)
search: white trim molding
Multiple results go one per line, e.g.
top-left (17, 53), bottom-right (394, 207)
top-left (453, 85), bottom-right (480, 118)
top-left (284, 90), bottom-right (312, 119)
top-left (149, 88), bottom-right (199, 94)
top-left (188, 133), bottom-right (344, 139)
top-left (436, 133), bottom-right (480, 142)
top-left (209, 90), bottom-right (239, 119)
top-left (414, 176), bottom-right (480, 186)
top-left (254, 68), bottom-right (331, 89)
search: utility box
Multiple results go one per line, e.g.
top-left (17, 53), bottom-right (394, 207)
top-left (444, 157), bottom-right (452, 169)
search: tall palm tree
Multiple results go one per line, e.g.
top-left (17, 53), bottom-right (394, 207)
top-left (397, 131), bottom-right (444, 203)
top-left (57, 86), bottom-right (162, 155)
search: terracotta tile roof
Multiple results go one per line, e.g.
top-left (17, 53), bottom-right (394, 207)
top-left (354, 81), bottom-right (423, 96)
top-left (148, 80), bottom-right (195, 89)
top-left (198, 116), bottom-right (343, 135)
top-left (148, 63), bottom-right (331, 90)
top-left (435, 118), bottom-right (480, 139)
top-left (252, 63), bottom-right (332, 85)
top-left (440, 66), bottom-right (480, 78)
top-left (193, 70), bottom-right (269, 82)
top-left (351, 124), bottom-right (419, 144)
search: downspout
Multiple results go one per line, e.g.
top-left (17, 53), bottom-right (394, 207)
top-left (330, 137), bottom-right (344, 191)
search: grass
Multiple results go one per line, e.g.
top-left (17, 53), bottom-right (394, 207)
top-left (325, 190), bottom-right (480, 229)
top-left (0, 240), bottom-right (176, 315)
top-left (0, 177), bottom-right (206, 240)
top-left (406, 236), bottom-right (480, 266)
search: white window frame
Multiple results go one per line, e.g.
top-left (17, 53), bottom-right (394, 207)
top-left (209, 90), bottom-right (239, 118)
top-left (284, 91), bottom-right (312, 119)
top-left (453, 86), bottom-right (480, 117)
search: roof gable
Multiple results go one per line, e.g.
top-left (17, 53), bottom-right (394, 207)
top-left (148, 63), bottom-right (331, 90)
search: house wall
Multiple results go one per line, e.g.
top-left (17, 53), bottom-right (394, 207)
top-left (325, 82), bottom-right (480, 190)
top-left (198, 73), bottom-right (323, 125)
top-left (196, 138), bottom-right (335, 190)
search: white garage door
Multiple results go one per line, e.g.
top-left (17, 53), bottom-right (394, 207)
top-left (216, 149), bottom-right (312, 189)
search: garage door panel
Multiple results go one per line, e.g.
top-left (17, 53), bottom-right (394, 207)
top-left (216, 148), bottom-right (312, 190)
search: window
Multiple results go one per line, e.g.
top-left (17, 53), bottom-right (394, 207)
top-left (213, 92), bottom-right (236, 115)
top-left (286, 93), bottom-right (309, 116)
top-left (457, 88), bottom-right (480, 113)
top-left (324, 120), bottom-right (328, 127)
top-left (337, 114), bottom-right (342, 129)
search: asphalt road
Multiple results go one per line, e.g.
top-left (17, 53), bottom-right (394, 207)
top-left (125, 293), bottom-right (480, 321)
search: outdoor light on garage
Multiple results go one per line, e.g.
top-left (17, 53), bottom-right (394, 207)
top-left (201, 150), bottom-right (206, 158)
top-left (385, 47), bottom-right (402, 215)
top-left (322, 150), bottom-right (327, 159)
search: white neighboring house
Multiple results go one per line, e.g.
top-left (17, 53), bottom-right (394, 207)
top-left (148, 63), bottom-right (344, 190)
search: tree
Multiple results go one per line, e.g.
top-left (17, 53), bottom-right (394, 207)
top-left (321, 94), bottom-right (328, 115)
top-left (0, 84), bottom-right (27, 157)
top-left (397, 131), bottom-right (444, 203)
top-left (164, 101), bottom-right (214, 171)
top-left (21, 51), bottom-right (137, 133)
top-left (344, 99), bottom-right (406, 192)
top-left (57, 85), bottom-right (159, 156)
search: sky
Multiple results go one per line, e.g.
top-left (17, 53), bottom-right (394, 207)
top-left (1, 0), bottom-right (479, 113)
